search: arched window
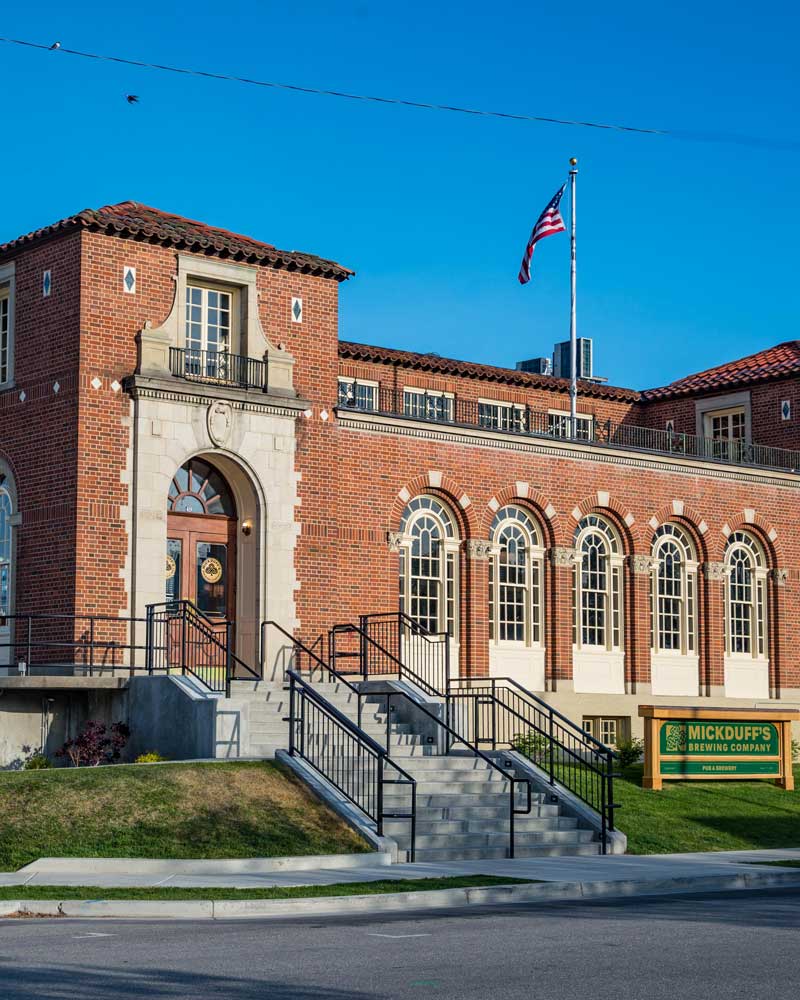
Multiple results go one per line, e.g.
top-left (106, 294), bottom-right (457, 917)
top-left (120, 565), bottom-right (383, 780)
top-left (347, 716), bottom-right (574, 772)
top-left (573, 515), bottom-right (623, 651)
top-left (489, 506), bottom-right (544, 645)
top-left (0, 487), bottom-right (11, 615)
top-left (398, 496), bottom-right (459, 637)
top-left (168, 458), bottom-right (235, 517)
top-left (725, 532), bottom-right (767, 659)
top-left (651, 524), bottom-right (698, 656)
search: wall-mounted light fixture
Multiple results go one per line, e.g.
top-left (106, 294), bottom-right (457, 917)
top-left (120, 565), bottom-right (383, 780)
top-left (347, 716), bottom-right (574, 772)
top-left (241, 519), bottom-right (253, 536)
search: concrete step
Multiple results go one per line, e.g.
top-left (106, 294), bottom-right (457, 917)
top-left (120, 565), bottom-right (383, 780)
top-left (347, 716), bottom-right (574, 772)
top-left (382, 780), bottom-right (511, 796)
top-left (406, 843), bottom-right (602, 862)
top-left (383, 815), bottom-right (579, 836)
top-left (386, 829), bottom-right (596, 851)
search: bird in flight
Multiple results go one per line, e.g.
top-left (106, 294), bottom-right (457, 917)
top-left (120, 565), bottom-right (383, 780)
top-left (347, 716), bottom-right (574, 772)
top-left (125, 95), bottom-right (140, 104)
top-left (49, 41), bottom-right (61, 50)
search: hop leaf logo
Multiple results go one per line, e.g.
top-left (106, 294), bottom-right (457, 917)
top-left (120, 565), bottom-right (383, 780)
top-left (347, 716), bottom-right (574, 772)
top-left (664, 724), bottom-right (688, 753)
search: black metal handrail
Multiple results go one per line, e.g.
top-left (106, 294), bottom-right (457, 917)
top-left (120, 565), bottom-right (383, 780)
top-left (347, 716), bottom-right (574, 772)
top-left (448, 676), bottom-right (618, 853)
top-left (0, 612), bottom-right (148, 674)
top-left (370, 686), bottom-right (532, 859)
top-left (359, 611), bottom-right (450, 698)
top-left (145, 600), bottom-right (260, 696)
top-left (337, 386), bottom-right (800, 474)
top-left (329, 621), bottom-right (443, 700)
top-left (169, 347), bottom-right (268, 392)
top-left (287, 669), bottom-right (417, 860)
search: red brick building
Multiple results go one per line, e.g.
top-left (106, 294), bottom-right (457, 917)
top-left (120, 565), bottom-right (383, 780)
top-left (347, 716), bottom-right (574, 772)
top-left (1, 201), bottom-right (798, 743)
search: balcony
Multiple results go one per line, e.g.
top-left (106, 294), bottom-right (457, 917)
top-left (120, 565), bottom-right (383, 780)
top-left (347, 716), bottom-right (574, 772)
top-left (169, 347), bottom-right (268, 392)
top-left (337, 387), bottom-right (800, 475)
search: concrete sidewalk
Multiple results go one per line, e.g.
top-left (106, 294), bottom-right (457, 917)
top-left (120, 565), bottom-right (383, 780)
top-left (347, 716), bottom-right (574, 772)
top-left (2, 848), bottom-right (799, 891)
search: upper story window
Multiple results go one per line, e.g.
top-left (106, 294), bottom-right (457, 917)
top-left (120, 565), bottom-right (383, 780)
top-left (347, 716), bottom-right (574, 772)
top-left (651, 524), bottom-right (697, 656)
top-left (0, 487), bottom-right (12, 615)
top-left (724, 531), bottom-right (767, 660)
top-left (0, 265), bottom-right (14, 389)
top-left (573, 515), bottom-right (624, 652)
top-left (478, 399), bottom-right (526, 433)
top-left (547, 410), bottom-right (594, 441)
top-left (185, 284), bottom-right (235, 357)
top-left (398, 495), bottom-right (459, 638)
top-left (489, 506), bottom-right (544, 646)
top-left (337, 378), bottom-right (378, 411)
top-left (403, 387), bottom-right (454, 423)
top-left (705, 407), bottom-right (746, 443)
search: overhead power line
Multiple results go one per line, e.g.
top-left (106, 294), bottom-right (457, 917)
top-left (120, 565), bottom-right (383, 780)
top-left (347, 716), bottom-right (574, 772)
top-left (1, 34), bottom-right (797, 152)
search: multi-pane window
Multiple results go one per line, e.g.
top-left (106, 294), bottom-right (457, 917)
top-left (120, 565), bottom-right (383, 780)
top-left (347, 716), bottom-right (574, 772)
top-left (582, 716), bottom-right (629, 748)
top-left (0, 488), bottom-right (11, 615)
top-left (478, 399), bottom-right (526, 433)
top-left (651, 524), bottom-right (697, 656)
top-left (0, 290), bottom-right (10, 385)
top-left (489, 506), bottom-right (544, 645)
top-left (725, 532), bottom-right (767, 659)
top-left (547, 410), bottom-right (594, 441)
top-left (398, 496), bottom-right (458, 637)
top-left (573, 515), bottom-right (623, 651)
top-left (403, 388), bottom-right (453, 423)
top-left (185, 285), bottom-right (232, 356)
top-left (337, 378), bottom-right (378, 411)
top-left (703, 406), bottom-right (747, 460)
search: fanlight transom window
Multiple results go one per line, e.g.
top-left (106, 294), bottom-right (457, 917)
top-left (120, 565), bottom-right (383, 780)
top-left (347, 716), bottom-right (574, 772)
top-left (398, 496), bottom-right (458, 637)
top-left (724, 531), bottom-right (767, 659)
top-left (573, 515), bottom-right (623, 651)
top-left (489, 506), bottom-right (544, 645)
top-left (168, 459), bottom-right (235, 517)
top-left (651, 524), bottom-right (697, 656)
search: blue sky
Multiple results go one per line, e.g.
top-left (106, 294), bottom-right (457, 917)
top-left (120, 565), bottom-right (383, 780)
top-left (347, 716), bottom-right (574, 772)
top-left (2, 1), bottom-right (798, 389)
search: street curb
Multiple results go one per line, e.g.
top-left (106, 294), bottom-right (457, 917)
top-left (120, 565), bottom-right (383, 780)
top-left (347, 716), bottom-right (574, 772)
top-left (3, 869), bottom-right (800, 920)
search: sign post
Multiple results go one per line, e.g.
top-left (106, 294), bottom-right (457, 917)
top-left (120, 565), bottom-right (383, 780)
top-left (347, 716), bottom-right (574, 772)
top-left (639, 705), bottom-right (799, 791)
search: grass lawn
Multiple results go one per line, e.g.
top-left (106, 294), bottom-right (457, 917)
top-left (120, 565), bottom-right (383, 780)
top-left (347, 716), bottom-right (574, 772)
top-left (0, 875), bottom-right (535, 902)
top-left (0, 761), bottom-right (369, 871)
top-left (615, 764), bottom-right (800, 854)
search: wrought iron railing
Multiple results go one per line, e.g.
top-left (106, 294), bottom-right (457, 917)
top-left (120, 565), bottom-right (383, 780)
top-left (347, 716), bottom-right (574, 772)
top-left (359, 611), bottom-right (450, 697)
top-left (286, 669), bottom-right (417, 860)
top-left (0, 613), bottom-right (147, 674)
top-left (447, 676), bottom-right (618, 852)
top-left (145, 600), bottom-right (260, 696)
top-left (337, 386), bottom-right (800, 474)
top-left (169, 347), bottom-right (268, 391)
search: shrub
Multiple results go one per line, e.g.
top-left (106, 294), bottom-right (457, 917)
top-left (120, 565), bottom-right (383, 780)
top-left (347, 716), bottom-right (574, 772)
top-left (18, 745), bottom-right (51, 770)
top-left (135, 751), bottom-right (167, 764)
top-left (792, 739), bottom-right (799, 764)
top-left (55, 721), bottom-right (131, 767)
top-left (511, 730), bottom-right (548, 764)
top-left (615, 738), bottom-right (645, 769)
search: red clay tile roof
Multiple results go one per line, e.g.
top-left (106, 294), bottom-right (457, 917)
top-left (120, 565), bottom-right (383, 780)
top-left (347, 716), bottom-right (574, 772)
top-left (0, 201), bottom-right (353, 280)
top-left (642, 341), bottom-right (800, 400)
top-left (339, 340), bottom-right (640, 402)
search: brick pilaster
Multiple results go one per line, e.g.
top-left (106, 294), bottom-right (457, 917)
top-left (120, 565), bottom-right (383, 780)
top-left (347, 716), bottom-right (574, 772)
top-left (702, 562), bottom-right (726, 692)
top-left (548, 547), bottom-right (576, 690)
top-left (628, 555), bottom-right (654, 689)
top-left (462, 540), bottom-right (491, 678)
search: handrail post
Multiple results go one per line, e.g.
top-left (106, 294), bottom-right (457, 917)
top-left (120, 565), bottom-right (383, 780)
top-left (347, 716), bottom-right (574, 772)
top-left (377, 753), bottom-right (384, 837)
top-left (225, 620), bottom-right (233, 698)
top-left (288, 673), bottom-right (296, 756)
top-left (601, 760), bottom-right (608, 854)
top-left (509, 781), bottom-right (515, 859)
top-left (410, 780), bottom-right (417, 863)
top-left (26, 616), bottom-right (32, 672)
top-left (548, 708), bottom-right (555, 786)
top-left (145, 606), bottom-right (154, 674)
top-left (181, 605), bottom-right (187, 677)
top-left (88, 617), bottom-right (95, 676)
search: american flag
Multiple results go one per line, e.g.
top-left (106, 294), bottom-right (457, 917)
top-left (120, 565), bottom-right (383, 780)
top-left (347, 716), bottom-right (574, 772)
top-left (517, 183), bottom-right (567, 284)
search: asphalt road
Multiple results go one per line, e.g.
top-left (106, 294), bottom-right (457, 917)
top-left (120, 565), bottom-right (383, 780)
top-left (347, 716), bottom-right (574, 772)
top-left (2, 890), bottom-right (799, 999)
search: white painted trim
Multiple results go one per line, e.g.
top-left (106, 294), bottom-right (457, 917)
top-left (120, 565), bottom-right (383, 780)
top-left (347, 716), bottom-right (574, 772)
top-left (695, 390), bottom-right (751, 443)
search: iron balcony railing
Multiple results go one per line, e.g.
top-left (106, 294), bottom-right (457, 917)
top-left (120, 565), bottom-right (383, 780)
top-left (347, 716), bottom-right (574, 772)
top-left (169, 347), bottom-right (269, 391)
top-left (337, 386), bottom-right (800, 474)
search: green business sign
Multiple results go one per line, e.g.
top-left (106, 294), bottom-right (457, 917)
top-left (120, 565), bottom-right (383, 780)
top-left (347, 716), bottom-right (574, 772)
top-left (660, 721), bottom-right (779, 757)
top-left (661, 760), bottom-right (781, 777)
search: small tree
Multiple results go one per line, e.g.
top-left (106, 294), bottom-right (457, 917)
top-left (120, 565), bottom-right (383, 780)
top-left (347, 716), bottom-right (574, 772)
top-left (56, 721), bottom-right (130, 767)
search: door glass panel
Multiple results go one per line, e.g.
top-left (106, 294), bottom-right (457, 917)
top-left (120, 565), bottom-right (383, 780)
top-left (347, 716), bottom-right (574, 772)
top-left (166, 539), bottom-right (182, 605)
top-left (196, 542), bottom-right (227, 617)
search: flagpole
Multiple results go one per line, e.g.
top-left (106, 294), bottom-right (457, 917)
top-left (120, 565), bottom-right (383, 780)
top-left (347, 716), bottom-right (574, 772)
top-left (569, 157), bottom-right (578, 434)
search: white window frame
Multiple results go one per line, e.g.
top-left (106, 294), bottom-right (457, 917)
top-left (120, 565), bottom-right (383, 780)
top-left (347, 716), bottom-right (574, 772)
top-left (185, 281), bottom-right (238, 357)
top-left (397, 495), bottom-right (460, 639)
top-left (573, 515), bottom-right (624, 653)
top-left (695, 391), bottom-right (751, 444)
top-left (0, 263), bottom-right (16, 390)
top-left (337, 377), bottom-right (379, 412)
top-left (489, 506), bottom-right (545, 648)
top-left (478, 398), bottom-right (526, 432)
top-left (724, 531), bottom-right (768, 661)
top-left (547, 409), bottom-right (594, 441)
top-left (650, 524), bottom-right (698, 657)
top-left (582, 716), bottom-right (629, 748)
top-left (403, 386), bottom-right (454, 423)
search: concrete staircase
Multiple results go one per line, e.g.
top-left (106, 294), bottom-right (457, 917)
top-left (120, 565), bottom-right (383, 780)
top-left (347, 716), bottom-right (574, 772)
top-left (217, 679), bottom-right (291, 759)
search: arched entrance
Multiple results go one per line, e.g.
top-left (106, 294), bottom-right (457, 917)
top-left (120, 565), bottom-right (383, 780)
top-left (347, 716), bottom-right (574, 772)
top-left (166, 458), bottom-right (237, 637)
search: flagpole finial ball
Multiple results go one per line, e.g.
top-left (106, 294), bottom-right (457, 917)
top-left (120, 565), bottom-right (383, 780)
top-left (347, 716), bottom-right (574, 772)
top-left (569, 157), bottom-right (578, 166)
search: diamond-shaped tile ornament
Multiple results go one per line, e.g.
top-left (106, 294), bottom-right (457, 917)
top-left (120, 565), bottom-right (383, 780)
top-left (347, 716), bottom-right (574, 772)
top-left (91, 377), bottom-right (102, 390)
top-left (111, 380), bottom-right (121, 393)
top-left (123, 266), bottom-right (136, 294)
top-left (18, 390), bottom-right (26, 402)
top-left (291, 297), bottom-right (303, 323)
top-left (320, 408), bottom-right (329, 422)
top-left (42, 270), bottom-right (52, 298)
top-left (781, 399), bottom-right (791, 421)
top-left (53, 381), bottom-right (60, 394)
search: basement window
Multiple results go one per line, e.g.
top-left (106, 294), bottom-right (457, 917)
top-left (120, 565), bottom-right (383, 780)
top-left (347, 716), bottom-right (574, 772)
top-left (582, 716), bottom-right (630, 747)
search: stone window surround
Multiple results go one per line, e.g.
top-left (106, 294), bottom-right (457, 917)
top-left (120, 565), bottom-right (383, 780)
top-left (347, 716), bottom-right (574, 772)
top-left (695, 390), bottom-right (751, 444)
top-left (0, 262), bottom-right (15, 390)
top-left (136, 254), bottom-right (295, 394)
